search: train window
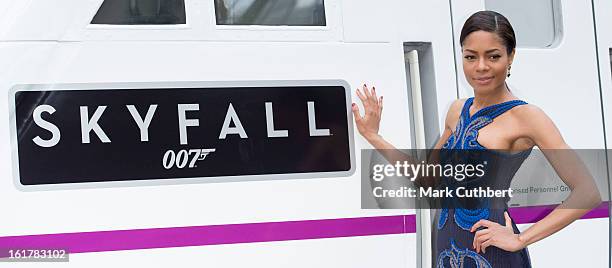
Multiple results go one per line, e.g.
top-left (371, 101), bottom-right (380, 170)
top-left (214, 0), bottom-right (326, 26)
top-left (485, 0), bottom-right (562, 47)
top-left (91, 0), bottom-right (186, 25)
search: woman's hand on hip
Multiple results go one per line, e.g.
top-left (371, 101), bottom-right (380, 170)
top-left (352, 84), bottom-right (383, 141)
top-left (471, 211), bottom-right (526, 254)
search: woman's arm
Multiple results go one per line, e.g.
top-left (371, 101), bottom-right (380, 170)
top-left (352, 84), bottom-right (457, 162)
top-left (352, 84), bottom-right (459, 188)
top-left (472, 105), bottom-right (602, 253)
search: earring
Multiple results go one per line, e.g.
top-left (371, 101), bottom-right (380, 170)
top-left (507, 65), bottom-right (512, 77)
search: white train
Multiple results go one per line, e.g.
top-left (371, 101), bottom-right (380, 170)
top-left (0, 0), bottom-right (610, 267)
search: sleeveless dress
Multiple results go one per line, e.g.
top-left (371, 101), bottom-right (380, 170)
top-left (435, 97), bottom-right (533, 268)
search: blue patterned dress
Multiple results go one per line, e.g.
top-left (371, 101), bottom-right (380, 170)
top-left (435, 97), bottom-right (532, 268)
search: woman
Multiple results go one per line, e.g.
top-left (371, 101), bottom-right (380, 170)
top-left (352, 11), bottom-right (601, 267)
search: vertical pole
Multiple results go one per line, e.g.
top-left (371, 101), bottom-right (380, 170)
top-left (407, 50), bottom-right (431, 268)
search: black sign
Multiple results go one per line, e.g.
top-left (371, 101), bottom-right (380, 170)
top-left (13, 82), bottom-right (353, 186)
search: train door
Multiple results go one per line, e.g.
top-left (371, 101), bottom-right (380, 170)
top-left (593, 0), bottom-right (612, 263)
top-left (393, 1), bottom-right (459, 267)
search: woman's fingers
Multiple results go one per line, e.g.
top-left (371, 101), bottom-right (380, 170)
top-left (504, 211), bottom-right (513, 228)
top-left (364, 84), bottom-right (381, 107)
top-left (367, 85), bottom-right (378, 106)
top-left (474, 231), bottom-right (491, 249)
top-left (470, 219), bottom-right (495, 232)
top-left (475, 232), bottom-right (493, 253)
top-left (356, 84), bottom-right (382, 124)
top-left (357, 84), bottom-right (382, 113)
top-left (470, 214), bottom-right (521, 254)
top-left (481, 239), bottom-right (493, 254)
top-left (351, 103), bottom-right (362, 122)
top-left (473, 229), bottom-right (491, 249)
top-left (352, 84), bottom-right (382, 140)
top-left (356, 88), bottom-right (367, 103)
top-left (363, 84), bottom-right (371, 98)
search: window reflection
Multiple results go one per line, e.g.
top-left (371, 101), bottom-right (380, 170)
top-left (215, 0), bottom-right (326, 26)
top-left (91, 0), bottom-right (186, 25)
top-left (485, 0), bottom-right (561, 47)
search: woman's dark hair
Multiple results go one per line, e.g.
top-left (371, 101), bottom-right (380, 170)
top-left (459, 11), bottom-right (516, 55)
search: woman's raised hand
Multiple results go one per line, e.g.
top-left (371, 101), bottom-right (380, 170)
top-left (352, 84), bottom-right (383, 141)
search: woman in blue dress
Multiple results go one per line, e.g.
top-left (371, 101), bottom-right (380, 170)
top-left (352, 11), bottom-right (601, 267)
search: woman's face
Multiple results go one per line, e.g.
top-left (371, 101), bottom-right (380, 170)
top-left (462, 30), bottom-right (514, 94)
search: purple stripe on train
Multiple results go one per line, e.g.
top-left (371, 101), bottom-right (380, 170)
top-left (0, 216), bottom-right (411, 254)
top-left (509, 201), bottom-right (609, 224)
top-left (0, 202), bottom-right (607, 254)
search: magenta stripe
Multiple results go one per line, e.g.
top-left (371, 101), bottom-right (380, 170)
top-left (509, 202), bottom-right (610, 224)
top-left (0, 215), bottom-right (412, 254)
top-left (0, 203), bottom-right (607, 254)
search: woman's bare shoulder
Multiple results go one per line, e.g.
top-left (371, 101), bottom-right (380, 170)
top-left (446, 98), bottom-right (468, 120)
top-left (510, 103), bottom-right (549, 124)
top-left (443, 98), bottom-right (468, 130)
top-left (511, 103), bottom-right (567, 148)
top-left (450, 98), bottom-right (468, 112)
